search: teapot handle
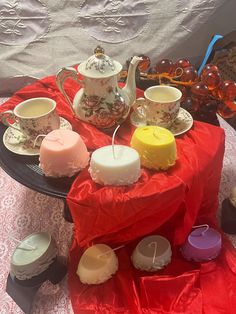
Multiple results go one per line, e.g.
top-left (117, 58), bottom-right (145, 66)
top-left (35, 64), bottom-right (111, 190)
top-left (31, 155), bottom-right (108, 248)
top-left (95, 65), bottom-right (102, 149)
top-left (56, 67), bottom-right (83, 115)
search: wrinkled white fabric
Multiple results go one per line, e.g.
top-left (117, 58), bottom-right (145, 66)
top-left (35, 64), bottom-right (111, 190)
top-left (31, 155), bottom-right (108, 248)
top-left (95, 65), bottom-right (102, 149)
top-left (0, 0), bottom-right (50, 45)
top-left (79, 0), bottom-right (150, 43)
top-left (0, 0), bottom-right (235, 84)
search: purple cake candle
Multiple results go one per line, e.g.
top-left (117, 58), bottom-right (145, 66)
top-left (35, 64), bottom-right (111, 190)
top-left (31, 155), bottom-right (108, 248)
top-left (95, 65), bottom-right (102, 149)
top-left (181, 225), bottom-right (222, 262)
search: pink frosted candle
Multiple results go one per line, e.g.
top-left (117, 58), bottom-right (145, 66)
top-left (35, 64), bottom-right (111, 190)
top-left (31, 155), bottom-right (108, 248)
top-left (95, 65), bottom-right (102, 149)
top-left (39, 129), bottom-right (89, 177)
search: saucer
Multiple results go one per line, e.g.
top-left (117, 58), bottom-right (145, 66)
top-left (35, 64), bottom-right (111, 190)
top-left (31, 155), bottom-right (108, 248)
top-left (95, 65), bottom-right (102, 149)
top-left (3, 117), bottom-right (72, 156)
top-left (130, 107), bottom-right (193, 136)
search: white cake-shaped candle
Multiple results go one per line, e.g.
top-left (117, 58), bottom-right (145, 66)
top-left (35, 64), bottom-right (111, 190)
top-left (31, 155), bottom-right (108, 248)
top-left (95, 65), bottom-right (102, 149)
top-left (77, 244), bottom-right (118, 284)
top-left (39, 129), bottom-right (89, 177)
top-left (132, 235), bottom-right (172, 272)
top-left (89, 144), bottom-right (141, 186)
top-left (89, 125), bottom-right (141, 186)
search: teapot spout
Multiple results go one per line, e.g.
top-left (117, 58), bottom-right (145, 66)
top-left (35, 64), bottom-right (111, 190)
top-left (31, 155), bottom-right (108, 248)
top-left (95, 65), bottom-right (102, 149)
top-left (122, 56), bottom-right (142, 106)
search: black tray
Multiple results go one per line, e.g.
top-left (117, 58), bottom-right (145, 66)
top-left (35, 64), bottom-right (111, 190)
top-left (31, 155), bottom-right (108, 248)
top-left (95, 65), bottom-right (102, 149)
top-left (0, 124), bottom-right (75, 199)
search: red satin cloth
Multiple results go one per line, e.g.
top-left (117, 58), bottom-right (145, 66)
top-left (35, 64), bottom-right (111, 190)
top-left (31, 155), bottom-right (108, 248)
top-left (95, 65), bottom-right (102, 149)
top-left (1, 76), bottom-right (236, 314)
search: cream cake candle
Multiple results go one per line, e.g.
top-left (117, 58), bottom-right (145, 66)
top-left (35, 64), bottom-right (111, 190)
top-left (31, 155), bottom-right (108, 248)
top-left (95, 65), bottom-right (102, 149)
top-left (77, 244), bottom-right (118, 284)
top-left (131, 235), bottom-right (172, 272)
top-left (39, 129), bottom-right (89, 177)
top-left (131, 126), bottom-right (177, 170)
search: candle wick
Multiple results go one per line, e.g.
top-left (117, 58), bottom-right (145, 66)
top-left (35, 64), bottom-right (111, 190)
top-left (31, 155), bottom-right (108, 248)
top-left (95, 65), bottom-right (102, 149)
top-left (57, 130), bottom-right (64, 145)
top-left (33, 134), bottom-right (47, 148)
top-left (45, 131), bottom-right (64, 145)
top-left (148, 241), bottom-right (158, 264)
top-left (153, 127), bottom-right (159, 139)
top-left (112, 125), bottom-right (121, 159)
top-left (97, 244), bottom-right (125, 258)
top-left (192, 224), bottom-right (209, 236)
top-left (16, 247), bottom-right (36, 251)
top-left (9, 235), bottom-right (36, 250)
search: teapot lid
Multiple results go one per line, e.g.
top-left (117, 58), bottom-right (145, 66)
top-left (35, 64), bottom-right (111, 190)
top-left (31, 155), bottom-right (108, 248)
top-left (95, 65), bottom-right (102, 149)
top-left (78, 46), bottom-right (123, 78)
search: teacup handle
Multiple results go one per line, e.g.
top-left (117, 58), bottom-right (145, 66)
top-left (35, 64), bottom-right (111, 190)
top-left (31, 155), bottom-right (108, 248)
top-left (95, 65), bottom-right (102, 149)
top-left (56, 67), bottom-right (83, 115)
top-left (0, 110), bottom-right (21, 132)
top-left (133, 97), bottom-right (147, 123)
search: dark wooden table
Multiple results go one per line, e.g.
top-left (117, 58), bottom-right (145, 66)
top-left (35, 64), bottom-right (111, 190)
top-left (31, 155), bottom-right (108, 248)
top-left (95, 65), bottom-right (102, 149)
top-left (0, 123), bottom-right (74, 221)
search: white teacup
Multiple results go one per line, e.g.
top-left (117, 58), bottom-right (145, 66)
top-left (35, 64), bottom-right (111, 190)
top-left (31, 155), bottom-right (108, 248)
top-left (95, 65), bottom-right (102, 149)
top-left (133, 85), bottom-right (182, 128)
top-left (0, 98), bottom-right (60, 146)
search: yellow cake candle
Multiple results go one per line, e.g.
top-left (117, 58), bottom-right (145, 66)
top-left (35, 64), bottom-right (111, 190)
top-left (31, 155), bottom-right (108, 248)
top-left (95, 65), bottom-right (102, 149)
top-left (130, 126), bottom-right (177, 170)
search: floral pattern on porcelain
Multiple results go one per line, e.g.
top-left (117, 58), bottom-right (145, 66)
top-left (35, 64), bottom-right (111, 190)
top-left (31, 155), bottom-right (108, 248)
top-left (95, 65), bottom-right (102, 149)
top-left (85, 54), bottom-right (115, 74)
top-left (134, 97), bottom-right (181, 129)
top-left (146, 101), bottom-right (180, 127)
top-left (81, 91), bottom-right (128, 128)
top-left (17, 110), bottom-right (60, 144)
top-left (56, 49), bottom-right (141, 129)
top-left (3, 117), bottom-right (72, 156)
top-left (131, 108), bottom-right (193, 137)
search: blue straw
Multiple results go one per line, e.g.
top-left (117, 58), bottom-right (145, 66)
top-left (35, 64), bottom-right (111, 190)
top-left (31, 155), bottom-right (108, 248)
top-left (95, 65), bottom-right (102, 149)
top-left (198, 34), bottom-right (223, 76)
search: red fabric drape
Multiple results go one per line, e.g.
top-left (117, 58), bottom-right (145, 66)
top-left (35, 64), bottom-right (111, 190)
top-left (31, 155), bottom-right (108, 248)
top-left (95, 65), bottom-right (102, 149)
top-left (1, 76), bottom-right (236, 314)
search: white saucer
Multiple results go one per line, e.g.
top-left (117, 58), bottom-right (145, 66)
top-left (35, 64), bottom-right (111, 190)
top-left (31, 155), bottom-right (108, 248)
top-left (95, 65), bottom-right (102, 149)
top-left (3, 117), bottom-right (72, 156)
top-left (130, 107), bottom-right (193, 136)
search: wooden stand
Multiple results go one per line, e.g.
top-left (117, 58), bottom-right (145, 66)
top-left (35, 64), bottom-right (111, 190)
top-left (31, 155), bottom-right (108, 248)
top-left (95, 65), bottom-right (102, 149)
top-left (221, 198), bottom-right (236, 234)
top-left (6, 256), bottom-right (67, 314)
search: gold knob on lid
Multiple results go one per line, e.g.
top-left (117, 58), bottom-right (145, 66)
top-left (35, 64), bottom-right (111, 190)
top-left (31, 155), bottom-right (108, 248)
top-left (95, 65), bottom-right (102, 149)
top-left (94, 45), bottom-right (105, 57)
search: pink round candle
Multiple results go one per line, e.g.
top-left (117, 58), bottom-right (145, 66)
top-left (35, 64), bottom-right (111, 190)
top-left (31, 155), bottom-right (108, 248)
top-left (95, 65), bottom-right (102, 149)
top-left (39, 129), bottom-right (89, 177)
top-left (181, 226), bottom-right (222, 262)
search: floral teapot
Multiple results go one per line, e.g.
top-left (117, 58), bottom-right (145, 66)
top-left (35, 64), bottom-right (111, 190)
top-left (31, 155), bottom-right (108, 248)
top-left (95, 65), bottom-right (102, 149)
top-left (56, 46), bottom-right (142, 129)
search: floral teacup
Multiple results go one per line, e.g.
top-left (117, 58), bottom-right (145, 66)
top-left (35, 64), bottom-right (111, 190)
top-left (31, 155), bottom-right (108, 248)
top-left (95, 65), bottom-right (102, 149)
top-left (0, 98), bottom-right (60, 146)
top-left (133, 85), bottom-right (182, 128)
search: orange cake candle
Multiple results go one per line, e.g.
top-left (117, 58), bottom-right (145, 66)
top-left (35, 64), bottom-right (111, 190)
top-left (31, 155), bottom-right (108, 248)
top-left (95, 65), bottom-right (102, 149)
top-left (77, 244), bottom-right (118, 285)
top-left (131, 126), bottom-right (177, 170)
